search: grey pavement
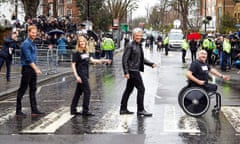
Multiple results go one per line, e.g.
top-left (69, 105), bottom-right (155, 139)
top-left (0, 65), bottom-right (72, 98)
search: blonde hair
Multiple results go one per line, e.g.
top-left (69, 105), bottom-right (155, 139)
top-left (75, 35), bottom-right (88, 53)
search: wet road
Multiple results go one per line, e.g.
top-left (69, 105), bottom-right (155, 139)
top-left (1, 46), bottom-right (240, 144)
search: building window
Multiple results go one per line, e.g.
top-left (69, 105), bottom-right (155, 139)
top-left (59, 0), bottom-right (64, 4)
top-left (67, 9), bottom-right (72, 17)
top-left (67, 0), bottom-right (72, 4)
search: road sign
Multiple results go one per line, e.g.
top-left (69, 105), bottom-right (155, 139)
top-left (120, 24), bottom-right (128, 32)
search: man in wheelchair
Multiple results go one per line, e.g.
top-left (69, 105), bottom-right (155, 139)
top-left (186, 49), bottom-right (230, 92)
top-left (179, 50), bottom-right (230, 116)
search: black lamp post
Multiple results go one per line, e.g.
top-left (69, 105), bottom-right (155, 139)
top-left (87, 0), bottom-right (90, 21)
top-left (204, 0), bottom-right (207, 33)
top-left (15, 0), bottom-right (18, 19)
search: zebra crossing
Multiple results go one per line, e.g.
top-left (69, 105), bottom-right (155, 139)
top-left (0, 105), bottom-right (239, 134)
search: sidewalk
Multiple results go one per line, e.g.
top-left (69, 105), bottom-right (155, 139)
top-left (0, 47), bottom-right (124, 99)
top-left (0, 65), bottom-right (72, 98)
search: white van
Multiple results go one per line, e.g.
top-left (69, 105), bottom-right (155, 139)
top-left (168, 29), bottom-right (184, 50)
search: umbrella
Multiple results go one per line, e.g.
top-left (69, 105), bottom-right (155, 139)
top-left (47, 29), bottom-right (65, 35)
top-left (227, 32), bottom-right (238, 39)
top-left (87, 30), bottom-right (98, 41)
top-left (187, 32), bottom-right (201, 40)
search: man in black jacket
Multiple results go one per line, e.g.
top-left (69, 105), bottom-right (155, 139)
top-left (0, 31), bottom-right (18, 81)
top-left (120, 28), bottom-right (157, 117)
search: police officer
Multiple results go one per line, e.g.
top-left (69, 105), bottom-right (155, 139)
top-left (221, 36), bottom-right (231, 71)
top-left (181, 38), bottom-right (189, 63)
top-left (163, 35), bottom-right (169, 56)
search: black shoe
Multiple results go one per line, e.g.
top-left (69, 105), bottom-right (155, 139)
top-left (137, 110), bottom-right (152, 117)
top-left (16, 111), bottom-right (27, 117)
top-left (120, 109), bottom-right (134, 115)
top-left (81, 112), bottom-right (95, 116)
top-left (31, 111), bottom-right (45, 116)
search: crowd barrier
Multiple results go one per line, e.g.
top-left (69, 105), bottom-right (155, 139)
top-left (13, 45), bottom-right (74, 75)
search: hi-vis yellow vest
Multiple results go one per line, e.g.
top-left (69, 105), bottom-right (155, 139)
top-left (223, 40), bottom-right (231, 53)
top-left (208, 40), bottom-right (216, 50)
top-left (203, 39), bottom-right (209, 49)
top-left (181, 39), bottom-right (189, 50)
top-left (164, 36), bottom-right (169, 45)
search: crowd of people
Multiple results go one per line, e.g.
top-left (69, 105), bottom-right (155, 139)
top-left (181, 32), bottom-right (240, 73)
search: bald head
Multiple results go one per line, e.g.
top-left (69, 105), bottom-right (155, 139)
top-left (197, 49), bottom-right (207, 62)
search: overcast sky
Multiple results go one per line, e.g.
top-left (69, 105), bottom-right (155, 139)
top-left (132, 0), bottom-right (160, 19)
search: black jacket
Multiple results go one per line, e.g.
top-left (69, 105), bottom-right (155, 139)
top-left (0, 38), bottom-right (17, 60)
top-left (122, 41), bottom-right (154, 75)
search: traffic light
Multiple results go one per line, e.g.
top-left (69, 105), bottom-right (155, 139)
top-left (206, 16), bottom-right (212, 21)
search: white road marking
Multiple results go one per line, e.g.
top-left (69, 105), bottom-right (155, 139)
top-left (222, 106), bottom-right (240, 133)
top-left (43, 100), bottom-right (65, 103)
top-left (163, 104), bottom-right (200, 133)
top-left (92, 107), bottom-right (134, 133)
top-left (21, 107), bottom-right (75, 133)
top-left (36, 76), bottom-right (69, 94)
top-left (0, 108), bottom-right (26, 125)
top-left (155, 95), bottom-right (163, 100)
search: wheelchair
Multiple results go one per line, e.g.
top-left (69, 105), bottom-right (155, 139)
top-left (178, 85), bottom-right (221, 117)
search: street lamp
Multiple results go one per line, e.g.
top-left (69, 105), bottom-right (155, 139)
top-left (87, 0), bottom-right (89, 21)
top-left (15, 0), bottom-right (18, 20)
top-left (204, 0), bottom-right (206, 33)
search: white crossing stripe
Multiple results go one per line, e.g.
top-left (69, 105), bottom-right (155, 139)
top-left (222, 106), bottom-right (240, 133)
top-left (0, 108), bottom-right (26, 125)
top-left (21, 107), bottom-right (74, 133)
top-left (163, 104), bottom-right (200, 133)
top-left (92, 107), bottom-right (134, 133)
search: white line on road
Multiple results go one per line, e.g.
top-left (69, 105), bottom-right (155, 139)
top-left (36, 76), bottom-right (70, 94)
top-left (92, 107), bottom-right (134, 133)
top-left (163, 104), bottom-right (200, 133)
top-left (21, 107), bottom-right (75, 133)
top-left (222, 106), bottom-right (240, 133)
top-left (0, 108), bottom-right (26, 125)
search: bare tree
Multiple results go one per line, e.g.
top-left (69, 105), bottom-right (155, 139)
top-left (105, 0), bottom-right (139, 22)
top-left (21, 0), bottom-right (40, 20)
top-left (171, 0), bottom-right (196, 32)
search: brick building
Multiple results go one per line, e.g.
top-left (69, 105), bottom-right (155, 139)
top-left (41, 0), bottom-right (81, 23)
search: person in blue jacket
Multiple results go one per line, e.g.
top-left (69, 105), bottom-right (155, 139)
top-left (0, 31), bottom-right (18, 81)
top-left (16, 25), bottom-right (45, 117)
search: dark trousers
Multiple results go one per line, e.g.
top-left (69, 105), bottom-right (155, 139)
top-left (190, 50), bottom-right (197, 62)
top-left (189, 82), bottom-right (217, 93)
top-left (165, 44), bottom-right (168, 56)
top-left (206, 49), bottom-right (213, 65)
top-left (221, 52), bottom-right (231, 71)
top-left (121, 71), bottom-right (145, 111)
top-left (105, 50), bottom-right (114, 61)
top-left (182, 49), bottom-right (186, 63)
top-left (0, 57), bottom-right (11, 80)
top-left (71, 78), bottom-right (91, 113)
top-left (16, 66), bottom-right (38, 113)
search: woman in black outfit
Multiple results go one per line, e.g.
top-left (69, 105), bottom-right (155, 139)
top-left (71, 35), bottom-right (109, 116)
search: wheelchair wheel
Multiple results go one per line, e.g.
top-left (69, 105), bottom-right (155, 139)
top-left (178, 85), bottom-right (189, 109)
top-left (180, 87), bottom-right (210, 117)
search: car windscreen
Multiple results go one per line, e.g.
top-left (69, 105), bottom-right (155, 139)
top-left (169, 33), bottom-right (183, 40)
